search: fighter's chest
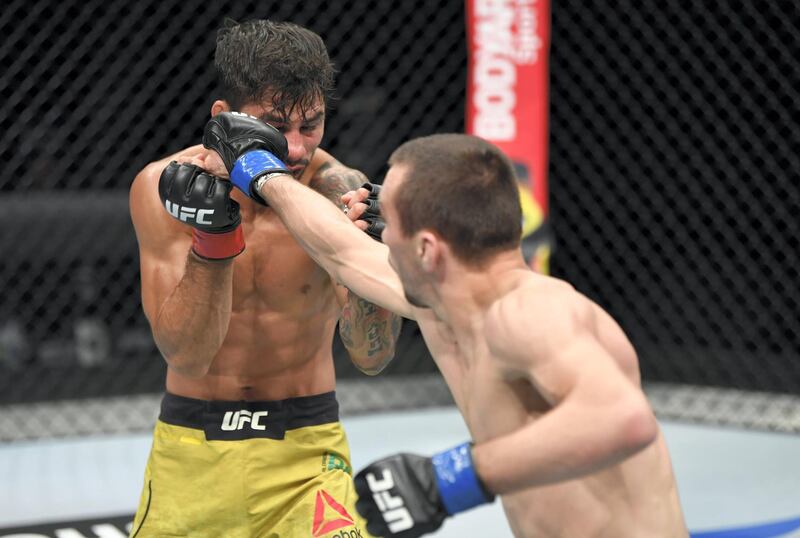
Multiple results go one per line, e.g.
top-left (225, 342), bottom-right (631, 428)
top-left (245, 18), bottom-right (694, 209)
top-left (230, 215), bottom-right (332, 307)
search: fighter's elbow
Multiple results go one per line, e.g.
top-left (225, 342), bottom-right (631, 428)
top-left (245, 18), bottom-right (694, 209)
top-left (168, 358), bottom-right (211, 379)
top-left (352, 351), bottom-right (395, 376)
top-left (356, 364), bottom-right (385, 376)
top-left (160, 348), bottom-right (213, 379)
top-left (618, 400), bottom-right (658, 454)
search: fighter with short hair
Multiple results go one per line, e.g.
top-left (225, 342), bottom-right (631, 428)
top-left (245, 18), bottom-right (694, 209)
top-left (128, 19), bottom-right (399, 537)
top-left (203, 118), bottom-right (689, 537)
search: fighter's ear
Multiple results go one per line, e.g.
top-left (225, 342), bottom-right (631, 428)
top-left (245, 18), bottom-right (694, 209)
top-left (417, 230), bottom-right (441, 273)
top-left (210, 100), bottom-right (230, 117)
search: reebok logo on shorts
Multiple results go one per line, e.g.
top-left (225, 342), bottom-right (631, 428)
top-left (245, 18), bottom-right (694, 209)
top-left (312, 489), bottom-right (356, 537)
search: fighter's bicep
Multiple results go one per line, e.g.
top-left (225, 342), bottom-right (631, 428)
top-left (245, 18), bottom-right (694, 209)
top-left (495, 323), bottom-right (628, 407)
top-left (486, 294), bottom-right (611, 404)
top-left (490, 325), bottom-right (582, 405)
top-left (531, 335), bottom-right (631, 405)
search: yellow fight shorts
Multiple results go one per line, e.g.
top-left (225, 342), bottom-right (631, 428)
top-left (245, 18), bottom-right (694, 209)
top-left (130, 391), bottom-right (373, 538)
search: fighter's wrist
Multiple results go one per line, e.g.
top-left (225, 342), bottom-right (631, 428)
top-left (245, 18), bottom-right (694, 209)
top-left (191, 227), bottom-right (245, 261)
top-left (231, 150), bottom-right (289, 199)
top-left (431, 442), bottom-right (494, 515)
top-left (254, 172), bottom-right (290, 195)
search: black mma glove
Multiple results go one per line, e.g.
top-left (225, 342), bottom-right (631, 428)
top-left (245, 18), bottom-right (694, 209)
top-left (354, 443), bottom-right (494, 538)
top-left (158, 161), bottom-right (244, 260)
top-left (357, 182), bottom-right (385, 242)
top-left (202, 111), bottom-right (291, 204)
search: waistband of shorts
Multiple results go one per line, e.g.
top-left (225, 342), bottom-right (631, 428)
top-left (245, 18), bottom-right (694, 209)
top-left (159, 391), bottom-right (339, 432)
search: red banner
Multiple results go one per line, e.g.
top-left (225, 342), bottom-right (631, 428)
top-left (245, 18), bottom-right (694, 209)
top-left (466, 0), bottom-right (551, 272)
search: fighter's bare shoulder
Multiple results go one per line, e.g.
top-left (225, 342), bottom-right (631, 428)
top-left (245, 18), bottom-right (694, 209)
top-left (485, 276), bottom-right (592, 371)
top-left (130, 144), bottom-right (207, 200)
top-left (130, 145), bottom-right (203, 245)
top-left (307, 149), bottom-right (368, 204)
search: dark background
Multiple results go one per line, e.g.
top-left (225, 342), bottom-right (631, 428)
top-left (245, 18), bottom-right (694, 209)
top-left (1, 0), bottom-right (797, 403)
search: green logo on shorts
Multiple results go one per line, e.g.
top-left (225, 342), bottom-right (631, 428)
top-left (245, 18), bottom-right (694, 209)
top-left (323, 452), bottom-right (352, 475)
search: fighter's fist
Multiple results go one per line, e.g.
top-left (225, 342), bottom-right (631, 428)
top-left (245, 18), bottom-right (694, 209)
top-left (342, 182), bottom-right (385, 242)
top-left (203, 111), bottom-right (289, 170)
top-left (203, 111), bottom-right (291, 204)
top-left (354, 443), bottom-right (493, 537)
top-left (158, 161), bottom-right (244, 260)
top-left (354, 453), bottom-right (446, 538)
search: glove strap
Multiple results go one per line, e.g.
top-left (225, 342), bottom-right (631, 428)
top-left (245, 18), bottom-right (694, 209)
top-left (191, 227), bottom-right (245, 260)
top-left (431, 442), bottom-right (494, 515)
top-left (231, 150), bottom-right (288, 200)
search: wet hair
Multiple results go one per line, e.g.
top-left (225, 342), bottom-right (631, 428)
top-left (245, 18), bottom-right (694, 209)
top-left (388, 134), bottom-right (522, 266)
top-left (214, 19), bottom-right (335, 116)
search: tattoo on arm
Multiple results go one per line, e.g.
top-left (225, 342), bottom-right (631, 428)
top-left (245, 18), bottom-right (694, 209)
top-left (358, 300), bottom-right (385, 357)
top-left (313, 162), bottom-right (368, 205)
top-left (339, 291), bottom-right (402, 365)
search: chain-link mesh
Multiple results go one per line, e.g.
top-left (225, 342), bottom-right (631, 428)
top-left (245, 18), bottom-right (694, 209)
top-left (0, 0), bottom-right (463, 405)
top-left (1, 0), bottom-right (798, 439)
top-left (3, 380), bottom-right (798, 443)
top-left (0, 376), bottom-right (458, 443)
top-left (548, 1), bottom-right (800, 393)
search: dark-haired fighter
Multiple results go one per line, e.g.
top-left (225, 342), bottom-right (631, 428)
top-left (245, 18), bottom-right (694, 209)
top-left (128, 19), bottom-right (399, 537)
top-left (213, 129), bottom-right (688, 536)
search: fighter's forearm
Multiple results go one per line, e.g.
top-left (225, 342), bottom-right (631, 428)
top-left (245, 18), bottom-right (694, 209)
top-left (153, 253), bottom-right (234, 377)
top-left (258, 176), bottom-right (412, 313)
top-left (258, 175), bottom-right (362, 277)
top-left (471, 391), bottom-right (658, 494)
top-left (339, 292), bottom-right (402, 375)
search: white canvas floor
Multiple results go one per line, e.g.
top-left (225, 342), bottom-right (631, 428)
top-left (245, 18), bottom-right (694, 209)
top-left (1, 407), bottom-right (799, 537)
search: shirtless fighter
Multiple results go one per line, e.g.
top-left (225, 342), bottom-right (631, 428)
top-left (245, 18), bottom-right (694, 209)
top-left (128, 20), bottom-right (400, 537)
top-left (202, 117), bottom-right (688, 537)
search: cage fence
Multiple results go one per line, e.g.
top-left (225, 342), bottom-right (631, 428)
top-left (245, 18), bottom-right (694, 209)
top-left (1, 0), bottom-right (798, 441)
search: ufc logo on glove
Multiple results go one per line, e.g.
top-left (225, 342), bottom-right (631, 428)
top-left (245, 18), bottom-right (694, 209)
top-left (365, 469), bottom-right (414, 532)
top-left (354, 444), bottom-right (494, 537)
top-left (164, 200), bottom-right (214, 224)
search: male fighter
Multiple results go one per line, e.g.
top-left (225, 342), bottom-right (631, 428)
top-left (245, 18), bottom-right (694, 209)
top-left (205, 117), bottom-right (688, 537)
top-left (128, 20), bottom-right (400, 537)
